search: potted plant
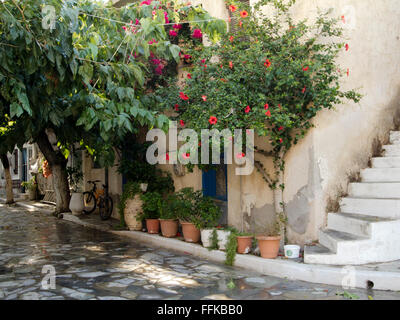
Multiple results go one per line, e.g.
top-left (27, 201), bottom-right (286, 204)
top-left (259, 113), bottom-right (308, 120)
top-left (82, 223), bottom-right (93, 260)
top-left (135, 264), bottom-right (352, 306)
top-left (158, 193), bottom-right (179, 238)
top-left (119, 182), bottom-right (142, 231)
top-left (196, 197), bottom-right (222, 248)
top-left (21, 177), bottom-right (37, 201)
top-left (139, 192), bottom-right (161, 234)
top-left (66, 166), bottom-right (83, 216)
top-left (236, 232), bottom-right (254, 254)
top-left (256, 213), bottom-right (285, 259)
top-left (216, 226), bottom-right (232, 251)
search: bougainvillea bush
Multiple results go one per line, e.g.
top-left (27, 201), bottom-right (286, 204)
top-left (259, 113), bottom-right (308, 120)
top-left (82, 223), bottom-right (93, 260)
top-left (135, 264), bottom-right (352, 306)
top-left (155, 0), bottom-right (361, 236)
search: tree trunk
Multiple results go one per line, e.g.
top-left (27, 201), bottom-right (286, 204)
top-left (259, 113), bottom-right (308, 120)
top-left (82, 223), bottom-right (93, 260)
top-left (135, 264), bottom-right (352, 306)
top-left (273, 170), bottom-right (286, 249)
top-left (0, 154), bottom-right (14, 204)
top-left (36, 131), bottom-right (70, 213)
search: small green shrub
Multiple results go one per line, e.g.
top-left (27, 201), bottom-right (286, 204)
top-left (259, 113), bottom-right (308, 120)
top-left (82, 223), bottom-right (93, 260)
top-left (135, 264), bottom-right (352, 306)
top-left (138, 192), bottom-right (162, 221)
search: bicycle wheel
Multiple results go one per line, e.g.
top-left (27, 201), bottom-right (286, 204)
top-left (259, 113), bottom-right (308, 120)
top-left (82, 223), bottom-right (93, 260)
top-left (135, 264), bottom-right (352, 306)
top-left (99, 196), bottom-right (113, 221)
top-left (82, 192), bottom-right (96, 214)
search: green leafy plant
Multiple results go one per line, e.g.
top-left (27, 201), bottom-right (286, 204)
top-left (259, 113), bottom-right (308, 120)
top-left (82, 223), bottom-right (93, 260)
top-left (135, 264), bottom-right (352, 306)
top-left (158, 193), bottom-right (179, 220)
top-left (225, 230), bottom-right (238, 266)
top-left (66, 165), bottom-right (83, 193)
top-left (138, 191), bottom-right (162, 221)
top-left (21, 177), bottom-right (37, 191)
top-left (156, 0), bottom-right (362, 242)
top-left (207, 228), bottom-right (219, 251)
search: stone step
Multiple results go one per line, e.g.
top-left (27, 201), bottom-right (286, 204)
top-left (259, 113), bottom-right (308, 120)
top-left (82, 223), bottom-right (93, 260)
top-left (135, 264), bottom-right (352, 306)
top-left (319, 229), bottom-right (368, 253)
top-left (327, 212), bottom-right (394, 238)
top-left (361, 168), bottom-right (400, 182)
top-left (383, 145), bottom-right (400, 157)
top-left (340, 197), bottom-right (400, 218)
top-left (348, 182), bottom-right (400, 198)
top-left (371, 157), bottom-right (400, 168)
top-left (303, 244), bottom-right (336, 264)
top-left (390, 131), bottom-right (400, 144)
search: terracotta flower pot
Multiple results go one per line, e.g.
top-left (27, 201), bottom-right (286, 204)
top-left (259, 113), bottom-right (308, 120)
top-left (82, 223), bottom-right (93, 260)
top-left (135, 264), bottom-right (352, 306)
top-left (159, 219), bottom-right (179, 238)
top-left (236, 236), bottom-right (253, 254)
top-left (180, 221), bottom-right (201, 243)
top-left (256, 236), bottom-right (281, 259)
top-left (146, 219), bottom-right (160, 234)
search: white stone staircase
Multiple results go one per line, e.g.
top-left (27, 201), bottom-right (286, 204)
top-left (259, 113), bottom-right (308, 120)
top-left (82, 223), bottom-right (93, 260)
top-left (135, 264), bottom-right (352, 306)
top-left (304, 131), bottom-right (400, 265)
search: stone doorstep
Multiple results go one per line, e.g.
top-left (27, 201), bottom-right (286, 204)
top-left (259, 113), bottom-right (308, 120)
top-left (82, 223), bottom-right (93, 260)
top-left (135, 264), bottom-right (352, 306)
top-left (60, 214), bottom-right (400, 292)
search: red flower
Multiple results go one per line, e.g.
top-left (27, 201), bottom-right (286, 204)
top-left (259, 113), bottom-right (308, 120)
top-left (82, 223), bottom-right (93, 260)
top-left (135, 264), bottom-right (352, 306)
top-left (278, 104), bottom-right (282, 109)
top-left (279, 138), bottom-right (283, 143)
top-left (345, 43), bottom-right (349, 51)
top-left (179, 92), bottom-right (189, 100)
top-left (341, 15), bottom-right (345, 23)
top-left (244, 105), bottom-right (251, 113)
top-left (239, 20), bottom-right (243, 27)
top-left (183, 54), bottom-right (192, 60)
top-left (264, 103), bottom-right (269, 110)
top-left (180, 120), bottom-right (185, 127)
top-left (187, 73), bottom-right (192, 79)
top-left (183, 152), bottom-right (190, 159)
top-left (264, 59), bottom-right (271, 68)
top-left (202, 95), bottom-right (207, 101)
top-left (169, 30), bottom-right (178, 37)
top-left (200, 58), bottom-right (206, 64)
top-left (122, 26), bottom-right (127, 31)
top-left (229, 35), bottom-right (234, 43)
top-left (173, 24), bottom-right (182, 29)
top-left (166, 153), bottom-right (170, 161)
top-left (278, 126), bottom-right (284, 131)
top-left (140, 0), bottom-right (151, 5)
top-left (302, 66), bottom-right (309, 71)
top-left (174, 104), bottom-right (179, 111)
top-left (229, 61), bottom-right (233, 69)
top-left (240, 10), bottom-right (248, 18)
top-left (236, 152), bottom-right (245, 158)
top-left (209, 116), bottom-right (217, 125)
top-left (347, 68), bottom-right (350, 76)
top-left (265, 110), bottom-right (271, 117)
top-left (229, 5), bottom-right (237, 12)
top-left (192, 28), bottom-right (203, 39)
top-left (302, 86), bottom-right (306, 94)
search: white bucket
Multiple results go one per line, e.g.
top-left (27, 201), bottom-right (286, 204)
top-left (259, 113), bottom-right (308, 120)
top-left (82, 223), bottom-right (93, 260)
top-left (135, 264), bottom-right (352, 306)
top-left (284, 245), bottom-right (301, 258)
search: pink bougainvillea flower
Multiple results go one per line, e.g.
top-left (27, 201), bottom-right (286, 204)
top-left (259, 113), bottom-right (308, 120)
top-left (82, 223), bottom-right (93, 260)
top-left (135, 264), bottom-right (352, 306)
top-left (179, 92), bottom-right (189, 100)
top-left (302, 66), bottom-right (309, 71)
top-left (229, 61), bottom-right (233, 69)
top-left (183, 54), bottom-right (192, 60)
top-left (192, 28), bottom-right (203, 39)
top-left (151, 58), bottom-right (161, 65)
top-left (180, 119), bottom-right (185, 127)
top-left (164, 11), bottom-right (169, 24)
top-left (187, 73), bottom-right (192, 79)
top-left (174, 104), bottom-right (179, 111)
top-left (229, 35), bottom-right (234, 42)
top-left (166, 153), bottom-right (170, 161)
top-left (229, 5), bottom-right (237, 12)
top-left (244, 105), bottom-right (251, 113)
top-left (345, 43), bottom-right (349, 51)
top-left (122, 26), bottom-right (127, 31)
top-left (202, 95), bottom-right (207, 101)
top-left (155, 65), bottom-right (163, 75)
top-left (264, 103), bottom-right (269, 110)
top-left (240, 10), bottom-right (249, 18)
top-left (200, 58), bottom-right (206, 64)
top-left (302, 86), bottom-right (306, 94)
top-left (169, 30), bottom-right (178, 37)
top-left (236, 152), bottom-right (245, 159)
top-left (208, 116), bottom-right (218, 125)
top-left (265, 110), bottom-right (271, 117)
top-left (278, 126), bottom-right (284, 131)
top-left (135, 18), bottom-right (140, 25)
top-left (140, 0), bottom-right (151, 5)
top-left (173, 24), bottom-right (182, 29)
top-left (264, 59), bottom-right (271, 68)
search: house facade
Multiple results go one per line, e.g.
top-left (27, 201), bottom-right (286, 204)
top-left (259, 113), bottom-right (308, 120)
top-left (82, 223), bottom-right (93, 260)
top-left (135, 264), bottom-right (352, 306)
top-left (83, 0), bottom-right (400, 258)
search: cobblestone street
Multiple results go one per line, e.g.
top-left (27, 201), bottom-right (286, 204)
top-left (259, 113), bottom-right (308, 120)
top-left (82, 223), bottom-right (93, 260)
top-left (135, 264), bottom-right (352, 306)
top-left (1, 203), bottom-right (399, 300)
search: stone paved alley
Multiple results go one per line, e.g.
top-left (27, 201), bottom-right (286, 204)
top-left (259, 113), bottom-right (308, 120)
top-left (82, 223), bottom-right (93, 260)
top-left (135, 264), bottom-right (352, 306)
top-left (1, 203), bottom-right (400, 300)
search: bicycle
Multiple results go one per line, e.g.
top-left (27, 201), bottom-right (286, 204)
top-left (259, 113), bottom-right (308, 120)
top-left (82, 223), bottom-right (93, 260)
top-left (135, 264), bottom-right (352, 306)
top-left (82, 180), bottom-right (113, 220)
